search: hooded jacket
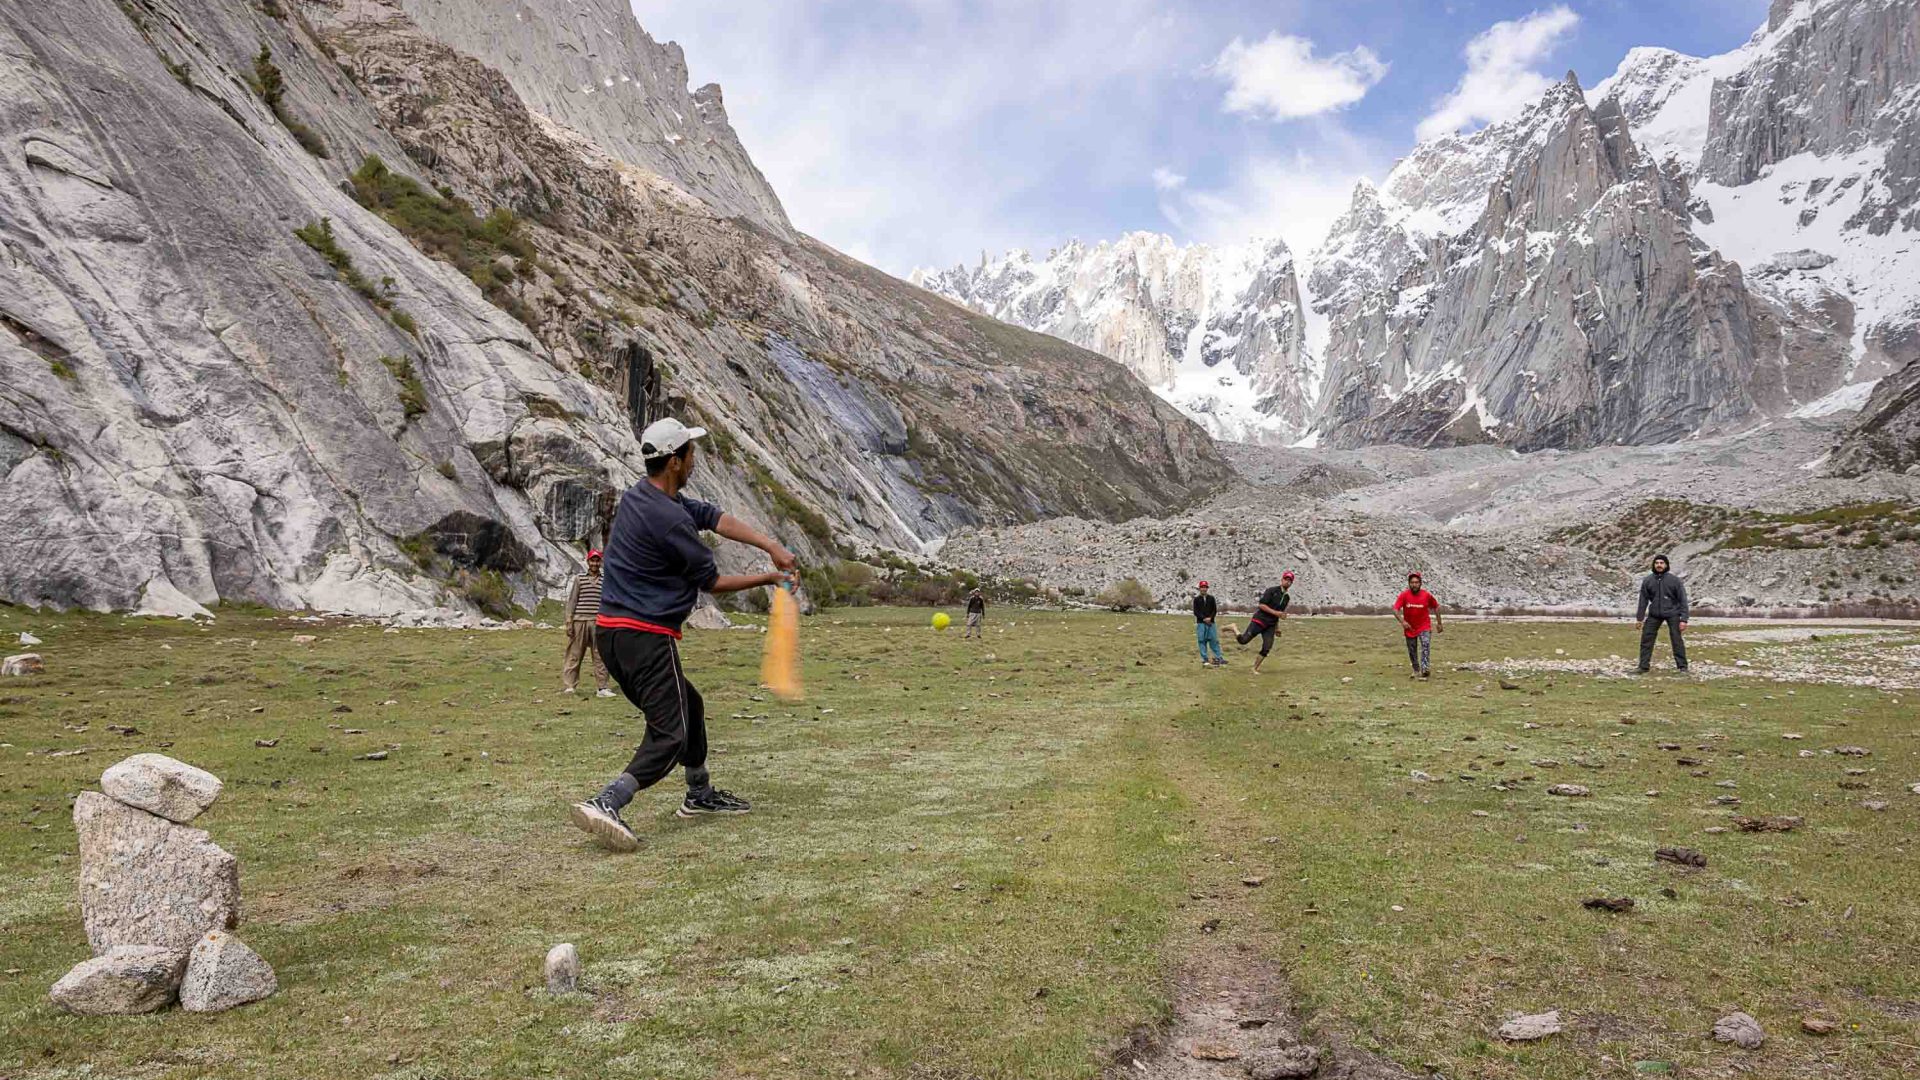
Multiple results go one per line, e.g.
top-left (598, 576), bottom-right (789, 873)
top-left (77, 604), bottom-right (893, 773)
top-left (1636, 560), bottom-right (1689, 622)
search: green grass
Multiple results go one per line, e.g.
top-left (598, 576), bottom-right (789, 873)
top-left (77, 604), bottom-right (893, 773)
top-left (0, 610), bottom-right (1915, 1078)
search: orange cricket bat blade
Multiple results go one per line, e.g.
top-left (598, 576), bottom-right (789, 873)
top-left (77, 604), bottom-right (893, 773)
top-left (761, 586), bottom-right (803, 702)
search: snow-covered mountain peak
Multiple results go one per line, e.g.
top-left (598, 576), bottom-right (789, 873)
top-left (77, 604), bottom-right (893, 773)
top-left (915, 235), bottom-right (1315, 444)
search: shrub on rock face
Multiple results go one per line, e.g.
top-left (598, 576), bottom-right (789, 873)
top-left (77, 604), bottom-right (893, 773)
top-left (1096, 577), bottom-right (1154, 611)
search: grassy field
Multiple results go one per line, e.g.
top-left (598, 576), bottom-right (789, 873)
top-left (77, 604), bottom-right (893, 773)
top-left (1, 607), bottom-right (1916, 1079)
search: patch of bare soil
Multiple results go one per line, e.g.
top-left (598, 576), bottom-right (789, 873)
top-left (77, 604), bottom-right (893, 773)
top-left (1105, 946), bottom-right (1414, 1079)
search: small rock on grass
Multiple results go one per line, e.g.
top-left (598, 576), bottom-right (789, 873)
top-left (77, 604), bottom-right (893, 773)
top-left (1498, 1010), bottom-right (1562, 1041)
top-left (1801, 1016), bottom-right (1837, 1036)
top-left (1712, 1011), bottom-right (1764, 1049)
top-left (2, 653), bottom-right (44, 676)
top-left (1247, 1045), bottom-right (1321, 1079)
top-left (50, 946), bottom-right (186, 1015)
top-left (1862, 800), bottom-right (1889, 811)
top-left (179, 931), bottom-right (277, 1012)
top-left (544, 943), bottom-right (580, 993)
top-left (1546, 784), bottom-right (1590, 797)
top-left (1733, 815), bottom-right (1803, 833)
top-left (354, 750), bottom-right (389, 761)
top-left (1583, 896), bottom-right (1635, 913)
top-left (1655, 847), bottom-right (1706, 868)
top-left (1241, 876), bottom-right (1266, 888)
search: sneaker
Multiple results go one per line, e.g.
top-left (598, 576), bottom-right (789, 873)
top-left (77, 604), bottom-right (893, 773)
top-left (569, 796), bottom-right (639, 852)
top-left (595, 687), bottom-right (617, 698)
top-left (1419, 671), bottom-right (1431, 680)
top-left (678, 787), bottom-right (752, 817)
top-left (561, 686), bottom-right (577, 694)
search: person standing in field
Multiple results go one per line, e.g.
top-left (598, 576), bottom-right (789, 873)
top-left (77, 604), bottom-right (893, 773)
top-left (1193, 580), bottom-right (1224, 667)
top-left (569, 417), bottom-right (798, 853)
top-left (1392, 571), bottom-right (1442, 679)
top-left (1227, 570), bottom-right (1293, 675)
top-left (963, 587), bottom-right (986, 639)
top-left (561, 550), bottom-right (615, 697)
top-left (1635, 554), bottom-right (1689, 672)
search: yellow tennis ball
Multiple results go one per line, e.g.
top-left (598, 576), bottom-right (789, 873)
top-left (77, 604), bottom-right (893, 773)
top-left (932, 611), bottom-right (951, 630)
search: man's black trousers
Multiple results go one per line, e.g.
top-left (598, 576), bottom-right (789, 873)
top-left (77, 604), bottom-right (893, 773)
top-left (1638, 616), bottom-right (1688, 671)
top-left (598, 628), bottom-right (709, 790)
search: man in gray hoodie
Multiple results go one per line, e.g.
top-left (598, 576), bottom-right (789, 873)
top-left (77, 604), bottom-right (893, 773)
top-left (1635, 554), bottom-right (1689, 673)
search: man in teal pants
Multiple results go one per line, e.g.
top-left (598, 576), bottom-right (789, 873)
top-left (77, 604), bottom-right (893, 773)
top-left (1193, 581), bottom-right (1224, 667)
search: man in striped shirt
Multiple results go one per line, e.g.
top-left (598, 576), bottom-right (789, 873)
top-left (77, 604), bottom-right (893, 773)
top-left (560, 550), bottom-right (613, 697)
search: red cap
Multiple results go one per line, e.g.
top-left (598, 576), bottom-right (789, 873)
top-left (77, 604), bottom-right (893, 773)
top-left (1282, 570), bottom-right (1295, 580)
top-left (587, 549), bottom-right (603, 560)
top-left (1197, 580), bottom-right (1209, 588)
top-left (1408, 570), bottom-right (1422, 579)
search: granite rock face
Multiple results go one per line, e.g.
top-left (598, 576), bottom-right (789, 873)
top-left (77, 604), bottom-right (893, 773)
top-left (1314, 76), bottom-right (1795, 451)
top-left (389, 0), bottom-right (791, 234)
top-left (99, 753), bottom-right (224, 824)
top-left (0, 0), bottom-right (1227, 616)
top-left (1832, 357), bottom-right (1920, 474)
top-left (74, 791), bottom-right (241, 955)
top-left (48, 946), bottom-right (187, 1016)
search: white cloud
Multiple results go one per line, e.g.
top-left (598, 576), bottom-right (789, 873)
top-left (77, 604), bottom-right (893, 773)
top-left (1417, 6), bottom-right (1581, 141)
top-left (1151, 166), bottom-right (1187, 191)
top-left (633, 0), bottom-right (1208, 275)
top-left (1212, 34), bottom-right (1388, 122)
top-left (1156, 142), bottom-right (1376, 257)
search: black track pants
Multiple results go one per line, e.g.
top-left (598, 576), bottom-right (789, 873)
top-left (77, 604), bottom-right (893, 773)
top-left (1638, 616), bottom-right (1688, 671)
top-left (1236, 619), bottom-right (1276, 656)
top-left (598, 628), bottom-right (709, 792)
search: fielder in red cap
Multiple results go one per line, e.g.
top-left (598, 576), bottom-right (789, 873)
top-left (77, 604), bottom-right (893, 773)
top-left (560, 548), bottom-right (613, 697)
top-left (1193, 580), bottom-right (1224, 667)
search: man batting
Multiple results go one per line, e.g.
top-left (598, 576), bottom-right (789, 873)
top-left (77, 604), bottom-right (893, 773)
top-left (570, 417), bottom-right (797, 852)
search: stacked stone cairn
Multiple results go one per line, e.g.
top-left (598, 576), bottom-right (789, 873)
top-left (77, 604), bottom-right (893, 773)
top-left (50, 754), bottom-right (277, 1014)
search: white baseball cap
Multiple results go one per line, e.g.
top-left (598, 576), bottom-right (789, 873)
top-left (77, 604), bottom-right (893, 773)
top-left (639, 416), bottom-right (707, 459)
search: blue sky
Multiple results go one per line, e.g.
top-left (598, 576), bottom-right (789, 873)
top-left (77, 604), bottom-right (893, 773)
top-left (631, 1), bottom-right (1770, 274)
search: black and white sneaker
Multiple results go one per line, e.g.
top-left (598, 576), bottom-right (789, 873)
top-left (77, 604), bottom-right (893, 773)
top-left (569, 796), bottom-right (640, 852)
top-left (677, 788), bottom-right (752, 817)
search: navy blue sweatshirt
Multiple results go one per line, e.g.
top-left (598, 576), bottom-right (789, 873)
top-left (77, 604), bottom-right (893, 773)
top-left (596, 480), bottom-right (722, 633)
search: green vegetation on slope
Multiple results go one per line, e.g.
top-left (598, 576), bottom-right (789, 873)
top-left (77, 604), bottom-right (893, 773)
top-left (346, 156), bottom-right (537, 327)
top-left (250, 44), bottom-right (327, 158)
top-left (0, 610), bottom-right (1914, 1079)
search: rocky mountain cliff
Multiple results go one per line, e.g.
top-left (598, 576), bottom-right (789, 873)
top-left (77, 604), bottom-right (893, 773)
top-left (1307, 0), bottom-right (1918, 454)
top-left (0, 0), bottom-right (1225, 615)
top-left (913, 234), bottom-right (1314, 444)
top-left (921, 0), bottom-right (1920, 467)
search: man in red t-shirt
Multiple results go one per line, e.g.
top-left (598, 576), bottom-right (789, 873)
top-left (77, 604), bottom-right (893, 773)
top-left (1392, 571), bottom-right (1442, 679)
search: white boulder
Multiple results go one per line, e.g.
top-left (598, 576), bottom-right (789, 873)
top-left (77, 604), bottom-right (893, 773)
top-left (49, 945), bottom-right (186, 1015)
top-left (179, 931), bottom-right (277, 1012)
top-left (100, 753), bottom-right (223, 823)
top-left (74, 791), bottom-right (240, 954)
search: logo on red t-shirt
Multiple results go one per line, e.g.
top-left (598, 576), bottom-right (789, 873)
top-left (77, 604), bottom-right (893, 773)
top-left (1394, 589), bottom-right (1436, 636)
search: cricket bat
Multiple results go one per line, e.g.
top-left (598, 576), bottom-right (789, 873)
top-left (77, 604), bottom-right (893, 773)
top-left (761, 583), bottom-right (803, 702)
